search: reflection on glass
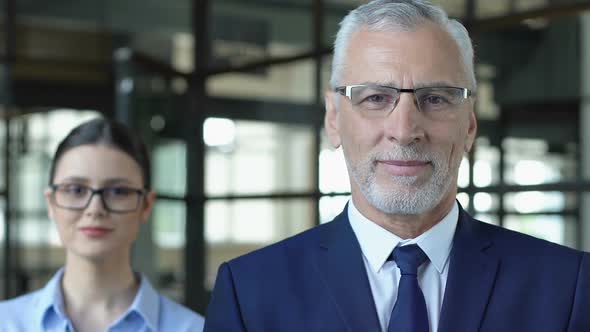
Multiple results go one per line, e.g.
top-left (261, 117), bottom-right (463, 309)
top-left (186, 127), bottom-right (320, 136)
top-left (319, 147), bottom-right (350, 194)
top-left (0, 199), bottom-right (4, 244)
top-left (504, 215), bottom-right (567, 246)
top-left (474, 213), bottom-right (499, 225)
top-left (16, 154), bottom-right (47, 211)
top-left (152, 140), bottom-right (187, 196)
top-left (204, 118), bottom-right (236, 148)
top-left (205, 120), bottom-right (314, 195)
top-left (473, 192), bottom-right (492, 212)
top-left (476, 0), bottom-right (511, 19)
top-left (153, 200), bottom-right (186, 249)
top-left (456, 192), bottom-right (469, 209)
top-left (205, 198), bottom-right (314, 289)
top-left (206, 199), bottom-right (313, 244)
top-left (207, 59), bottom-right (315, 103)
top-left (319, 195), bottom-right (350, 224)
top-left (504, 137), bottom-right (575, 185)
top-left (457, 157), bottom-right (469, 188)
top-left (474, 137), bottom-right (499, 186)
top-left (211, 1), bottom-right (312, 64)
top-left (505, 191), bottom-right (570, 213)
top-left (474, 193), bottom-right (500, 213)
top-left (152, 200), bottom-right (186, 301)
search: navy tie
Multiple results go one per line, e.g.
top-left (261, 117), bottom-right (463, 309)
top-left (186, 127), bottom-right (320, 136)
top-left (387, 244), bottom-right (429, 332)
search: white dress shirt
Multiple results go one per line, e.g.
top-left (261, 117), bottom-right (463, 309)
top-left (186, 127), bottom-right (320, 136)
top-left (348, 200), bottom-right (458, 332)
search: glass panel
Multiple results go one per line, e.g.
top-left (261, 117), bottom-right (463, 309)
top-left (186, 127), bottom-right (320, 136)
top-left (473, 193), bottom-right (500, 213)
top-left (324, 1), bottom-right (466, 43)
top-left (205, 198), bottom-right (314, 289)
top-left (207, 59), bottom-right (315, 103)
top-left (515, 0), bottom-right (550, 12)
top-left (434, 0), bottom-right (466, 18)
top-left (16, 215), bottom-right (61, 293)
top-left (504, 214), bottom-right (575, 247)
top-left (0, 120), bottom-right (6, 192)
top-left (211, 0), bottom-right (312, 66)
top-left (456, 192), bottom-right (470, 209)
top-left (319, 195), bottom-right (350, 224)
top-left (152, 139), bottom-right (186, 196)
top-left (505, 191), bottom-right (575, 214)
top-left (457, 157), bottom-right (470, 188)
top-left (474, 137), bottom-right (500, 187)
top-left (205, 119), bottom-right (315, 195)
top-left (504, 137), bottom-right (576, 185)
top-left (0, 198), bottom-right (4, 299)
top-left (16, 0), bottom-right (192, 69)
top-left (475, 66), bottom-right (500, 120)
top-left (320, 127), bottom-right (350, 194)
top-left (15, 153), bottom-right (47, 211)
top-left (477, 0), bottom-right (511, 19)
top-left (474, 213), bottom-right (499, 225)
top-left (152, 200), bottom-right (186, 301)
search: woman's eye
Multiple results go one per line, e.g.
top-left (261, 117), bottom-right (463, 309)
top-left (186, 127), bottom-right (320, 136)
top-left (63, 185), bottom-right (87, 195)
top-left (108, 187), bottom-right (133, 197)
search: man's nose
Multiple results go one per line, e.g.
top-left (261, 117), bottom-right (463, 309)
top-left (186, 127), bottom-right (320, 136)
top-left (383, 93), bottom-right (425, 145)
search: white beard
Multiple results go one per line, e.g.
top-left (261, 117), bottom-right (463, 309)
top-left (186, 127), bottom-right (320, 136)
top-left (347, 144), bottom-right (458, 215)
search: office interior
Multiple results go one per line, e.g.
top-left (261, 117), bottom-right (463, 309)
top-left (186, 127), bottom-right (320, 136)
top-left (1, 0), bottom-right (590, 314)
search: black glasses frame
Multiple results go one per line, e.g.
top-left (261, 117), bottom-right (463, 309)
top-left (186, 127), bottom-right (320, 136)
top-left (50, 184), bottom-right (146, 213)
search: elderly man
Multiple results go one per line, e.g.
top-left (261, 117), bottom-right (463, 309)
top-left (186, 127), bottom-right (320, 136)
top-left (204, 1), bottom-right (590, 331)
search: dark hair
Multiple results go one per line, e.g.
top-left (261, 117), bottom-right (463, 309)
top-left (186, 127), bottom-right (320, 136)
top-left (49, 118), bottom-right (151, 189)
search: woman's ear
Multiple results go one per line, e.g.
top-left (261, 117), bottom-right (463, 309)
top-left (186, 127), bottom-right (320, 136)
top-left (44, 188), bottom-right (56, 221)
top-left (140, 190), bottom-right (157, 224)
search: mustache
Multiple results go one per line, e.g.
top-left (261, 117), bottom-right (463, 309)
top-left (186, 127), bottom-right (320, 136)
top-left (369, 145), bottom-right (433, 162)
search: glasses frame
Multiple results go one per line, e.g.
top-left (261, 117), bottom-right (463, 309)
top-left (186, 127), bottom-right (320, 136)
top-left (334, 84), bottom-right (473, 115)
top-left (50, 183), bottom-right (147, 213)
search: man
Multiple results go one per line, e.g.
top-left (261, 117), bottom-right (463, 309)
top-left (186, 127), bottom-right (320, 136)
top-left (204, 1), bottom-right (590, 331)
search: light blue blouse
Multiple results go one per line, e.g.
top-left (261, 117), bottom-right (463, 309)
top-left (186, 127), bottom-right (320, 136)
top-left (0, 268), bottom-right (204, 332)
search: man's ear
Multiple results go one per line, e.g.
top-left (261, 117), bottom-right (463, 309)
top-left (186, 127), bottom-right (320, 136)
top-left (464, 110), bottom-right (477, 153)
top-left (324, 90), bottom-right (342, 148)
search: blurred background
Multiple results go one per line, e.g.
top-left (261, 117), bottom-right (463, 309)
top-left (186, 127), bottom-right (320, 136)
top-left (1, 0), bottom-right (590, 314)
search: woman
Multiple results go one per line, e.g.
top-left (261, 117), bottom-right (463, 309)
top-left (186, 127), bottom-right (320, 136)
top-left (0, 118), bottom-right (204, 331)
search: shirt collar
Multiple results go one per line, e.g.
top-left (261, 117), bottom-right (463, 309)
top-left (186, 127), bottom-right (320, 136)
top-left (36, 269), bottom-right (161, 331)
top-left (122, 273), bottom-right (160, 331)
top-left (36, 268), bottom-right (68, 329)
top-left (348, 200), bottom-right (458, 274)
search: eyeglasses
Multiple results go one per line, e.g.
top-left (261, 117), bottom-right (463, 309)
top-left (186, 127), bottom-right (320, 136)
top-left (334, 84), bottom-right (473, 119)
top-left (50, 183), bottom-right (146, 213)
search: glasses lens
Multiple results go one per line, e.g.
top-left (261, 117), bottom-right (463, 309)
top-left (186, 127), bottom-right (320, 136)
top-left (415, 87), bottom-right (466, 113)
top-left (102, 187), bottom-right (141, 212)
top-left (54, 184), bottom-right (91, 209)
top-left (350, 85), bottom-right (398, 116)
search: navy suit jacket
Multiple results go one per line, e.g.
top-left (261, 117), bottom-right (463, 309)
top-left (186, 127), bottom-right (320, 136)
top-left (204, 206), bottom-right (590, 331)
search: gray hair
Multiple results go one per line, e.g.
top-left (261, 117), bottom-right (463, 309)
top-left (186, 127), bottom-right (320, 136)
top-left (330, 0), bottom-right (476, 90)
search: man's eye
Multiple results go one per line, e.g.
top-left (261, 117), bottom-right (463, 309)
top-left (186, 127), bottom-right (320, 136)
top-left (361, 94), bottom-right (394, 105)
top-left (422, 95), bottom-right (449, 106)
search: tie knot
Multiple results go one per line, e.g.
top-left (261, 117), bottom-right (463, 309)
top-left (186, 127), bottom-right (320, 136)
top-left (390, 244), bottom-right (428, 276)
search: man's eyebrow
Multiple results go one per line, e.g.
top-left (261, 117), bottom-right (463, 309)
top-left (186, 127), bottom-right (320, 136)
top-left (413, 81), bottom-right (458, 88)
top-left (356, 81), bottom-right (459, 88)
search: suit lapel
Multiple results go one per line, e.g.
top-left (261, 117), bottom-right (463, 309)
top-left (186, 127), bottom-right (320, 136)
top-left (438, 207), bottom-right (499, 332)
top-left (315, 207), bottom-right (381, 332)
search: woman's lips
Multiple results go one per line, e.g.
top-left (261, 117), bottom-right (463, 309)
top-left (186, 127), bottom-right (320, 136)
top-left (79, 227), bottom-right (113, 238)
top-left (378, 160), bottom-right (430, 176)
